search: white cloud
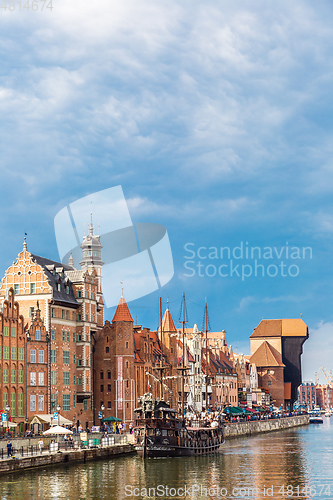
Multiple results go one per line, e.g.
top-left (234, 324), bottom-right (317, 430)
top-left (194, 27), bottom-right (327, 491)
top-left (302, 321), bottom-right (333, 382)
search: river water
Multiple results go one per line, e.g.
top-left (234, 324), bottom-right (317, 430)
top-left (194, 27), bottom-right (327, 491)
top-left (0, 419), bottom-right (332, 500)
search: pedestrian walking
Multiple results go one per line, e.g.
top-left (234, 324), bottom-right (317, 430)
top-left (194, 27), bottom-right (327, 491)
top-left (129, 422), bottom-right (133, 434)
top-left (38, 438), bottom-right (44, 454)
top-left (7, 441), bottom-right (12, 458)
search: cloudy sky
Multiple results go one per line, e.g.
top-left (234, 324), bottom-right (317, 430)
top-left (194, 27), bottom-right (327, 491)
top-left (1, 0), bottom-right (333, 382)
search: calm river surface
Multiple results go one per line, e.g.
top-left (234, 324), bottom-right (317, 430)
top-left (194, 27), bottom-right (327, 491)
top-left (0, 419), bottom-right (332, 500)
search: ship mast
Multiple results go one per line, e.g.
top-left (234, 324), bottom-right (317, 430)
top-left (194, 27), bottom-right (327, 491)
top-left (203, 300), bottom-right (211, 411)
top-left (155, 297), bottom-right (165, 400)
top-left (177, 292), bottom-right (189, 418)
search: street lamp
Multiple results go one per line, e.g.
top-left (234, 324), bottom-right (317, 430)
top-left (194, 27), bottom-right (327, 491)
top-left (100, 404), bottom-right (105, 430)
top-left (5, 405), bottom-right (10, 436)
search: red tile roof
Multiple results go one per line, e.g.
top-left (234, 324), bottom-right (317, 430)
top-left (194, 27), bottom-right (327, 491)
top-left (250, 319), bottom-right (308, 338)
top-left (112, 295), bottom-right (133, 322)
top-left (249, 341), bottom-right (285, 367)
top-left (162, 307), bottom-right (177, 332)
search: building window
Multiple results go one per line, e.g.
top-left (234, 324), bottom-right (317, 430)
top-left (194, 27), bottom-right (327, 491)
top-left (86, 335), bottom-right (89, 342)
top-left (62, 394), bottom-right (70, 411)
top-left (51, 330), bottom-right (55, 340)
top-left (100, 385), bottom-right (104, 392)
top-left (50, 350), bottom-right (57, 363)
top-left (66, 311), bottom-right (69, 320)
top-left (11, 369), bottom-right (16, 384)
top-left (107, 371), bottom-right (111, 379)
top-left (18, 370), bottom-right (23, 384)
top-left (73, 375), bottom-right (76, 385)
top-left (51, 371), bottom-right (57, 385)
top-left (72, 312), bottom-right (75, 321)
top-left (92, 315), bottom-right (95, 323)
top-left (100, 371), bottom-right (104, 380)
top-left (18, 393), bottom-right (23, 417)
top-left (106, 347), bottom-right (109, 353)
top-left (30, 307), bottom-right (34, 318)
top-left (268, 381), bottom-right (272, 386)
top-left (11, 327), bottom-right (16, 338)
top-left (92, 292), bottom-right (95, 300)
top-left (11, 347), bottom-right (17, 360)
top-left (126, 361), bottom-right (129, 368)
top-left (77, 334), bottom-right (82, 342)
top-left (86, 378), bottom-right (89, 387)
top-left (51, 308), bottom-right (55, 318)
top-left (63, 351), bottom-right (70, 364)
top-left (62, 331), bottom-right (65, 341)
top-left (108, 401), bottom-right (111, 409)
top-left (126, 342), bottom-right (129, 349)
top-left (38, 350), bottom-right (45, 363)
top-left (30, 283), bottom-right (36, 294)
top-left (108, 384), bottom-right (111, 392)
top-left (73, 354), bottom-right (76, 364)
top-left (78, 359), bottom-right (82, 366)
top-left (86, 291), bottom-right (89, 299)
top-left (86, 314), bottom-right (89, 322)
top-left (66, 286), bottom-right (70, 294)
top-left (3, 326), bottom-right (9, 337)
top-left (3, 370), bottom-right (8, 383)
top-left (63, 372), bottom-right (70, 385)
top-left (14, 284), bottom-right (19, 294)
top-left (35, 329), bottom-right (41, 341)
top-left (78, 290), bottom-right (82, 298)
top-left (38, 395), bottom-right (44, 412)
top-left (30, 349), bottom-right (36, 363)
top-left (30, 395), bottom-right (36, 412)
top-left (67, 331), bottom-right (70, 342)
top-left (73, 333), bottom-right (76, 342)
top-left (73, 394), bottom-right (76, 408)
top-left (51, 394), bottom-right (57, 409)
top-left (84, 399), bottom-right (88, 411)
top-left (30, 372), bottom-right (36, 386)
top-left (38, 372), bottom-right (44, 386)
top-left (78, 314), bottom-right (82, 322)
top-left (78, 377), bottom-right (83, 385)
top-left (18, 348), bottom-right (24, 361)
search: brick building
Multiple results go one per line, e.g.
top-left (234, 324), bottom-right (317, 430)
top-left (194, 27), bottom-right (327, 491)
top-left (250, 319), bottom-right (309, 409)
top-left (298, 382), bottom-right (317, 410)
top-left (93, 295), bottom-right (137, 424)
top-left (0, 288), bottom-right (26, 432)
top-left (0, 225), bottom-right (104, 429)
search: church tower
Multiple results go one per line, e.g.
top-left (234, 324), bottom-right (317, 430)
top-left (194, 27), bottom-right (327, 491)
top-left (79, 214), bottom-right (104, 294)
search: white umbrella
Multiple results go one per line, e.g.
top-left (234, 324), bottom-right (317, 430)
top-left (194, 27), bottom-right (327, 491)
top-left (43, 425), bottom-right (73, 435)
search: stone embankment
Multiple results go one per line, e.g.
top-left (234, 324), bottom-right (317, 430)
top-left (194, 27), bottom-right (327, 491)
top-left (0, 442), bottom-right (134, 474)
top-left (224, 415), bottom-right (309, 439)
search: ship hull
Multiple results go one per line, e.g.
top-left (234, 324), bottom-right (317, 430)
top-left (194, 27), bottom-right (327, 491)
top-left (135, 440), bottom-right (224, 458)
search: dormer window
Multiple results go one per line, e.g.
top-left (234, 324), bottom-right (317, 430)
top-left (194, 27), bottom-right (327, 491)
top-left (58, 283), bottom-right (61, 292)
top-left (66, 285), bottom-right (69, 294)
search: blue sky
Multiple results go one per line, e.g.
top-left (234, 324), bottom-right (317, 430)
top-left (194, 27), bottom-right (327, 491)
top-left (1, 0), bottom-right (333, 382)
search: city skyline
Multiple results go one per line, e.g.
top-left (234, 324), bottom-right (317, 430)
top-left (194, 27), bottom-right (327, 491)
top-left (1, 0), bottom-right (333, 383)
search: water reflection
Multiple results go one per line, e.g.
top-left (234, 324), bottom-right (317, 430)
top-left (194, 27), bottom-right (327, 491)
top-left (0, 420), bottom-right (332, 499)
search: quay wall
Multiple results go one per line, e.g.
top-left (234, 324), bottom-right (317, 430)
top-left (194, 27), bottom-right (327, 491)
top-left (224, 415), bottom-right (309, 438)
top-left (0, 443), bottom-right (134, 475)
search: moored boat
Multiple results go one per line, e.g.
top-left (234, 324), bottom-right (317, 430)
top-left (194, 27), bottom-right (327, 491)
top-left (309, 414), bottom-right (324, 424)
top-left (134, 393), bottom-right (225, 458)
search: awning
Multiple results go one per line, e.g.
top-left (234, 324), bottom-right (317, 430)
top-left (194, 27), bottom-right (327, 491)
top-left (29, 414), bottom-right (72, 426)
top-left (224, 406), bottom-right (243, 415)
top-left (1, 421), bottom-right (18, 427)
top-left (101, 416), bottom-right (122, 423)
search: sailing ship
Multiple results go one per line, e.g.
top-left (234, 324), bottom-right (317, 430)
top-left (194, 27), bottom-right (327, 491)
top-left (134, 294), bottom-right (225, 458)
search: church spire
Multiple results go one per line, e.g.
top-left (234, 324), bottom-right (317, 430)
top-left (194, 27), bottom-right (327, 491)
top-left (112, 294), bottom-right (133, 322)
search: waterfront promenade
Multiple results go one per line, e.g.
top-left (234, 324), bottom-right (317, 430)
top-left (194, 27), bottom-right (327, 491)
top-left (0, 415), bottom-right (309, 475)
